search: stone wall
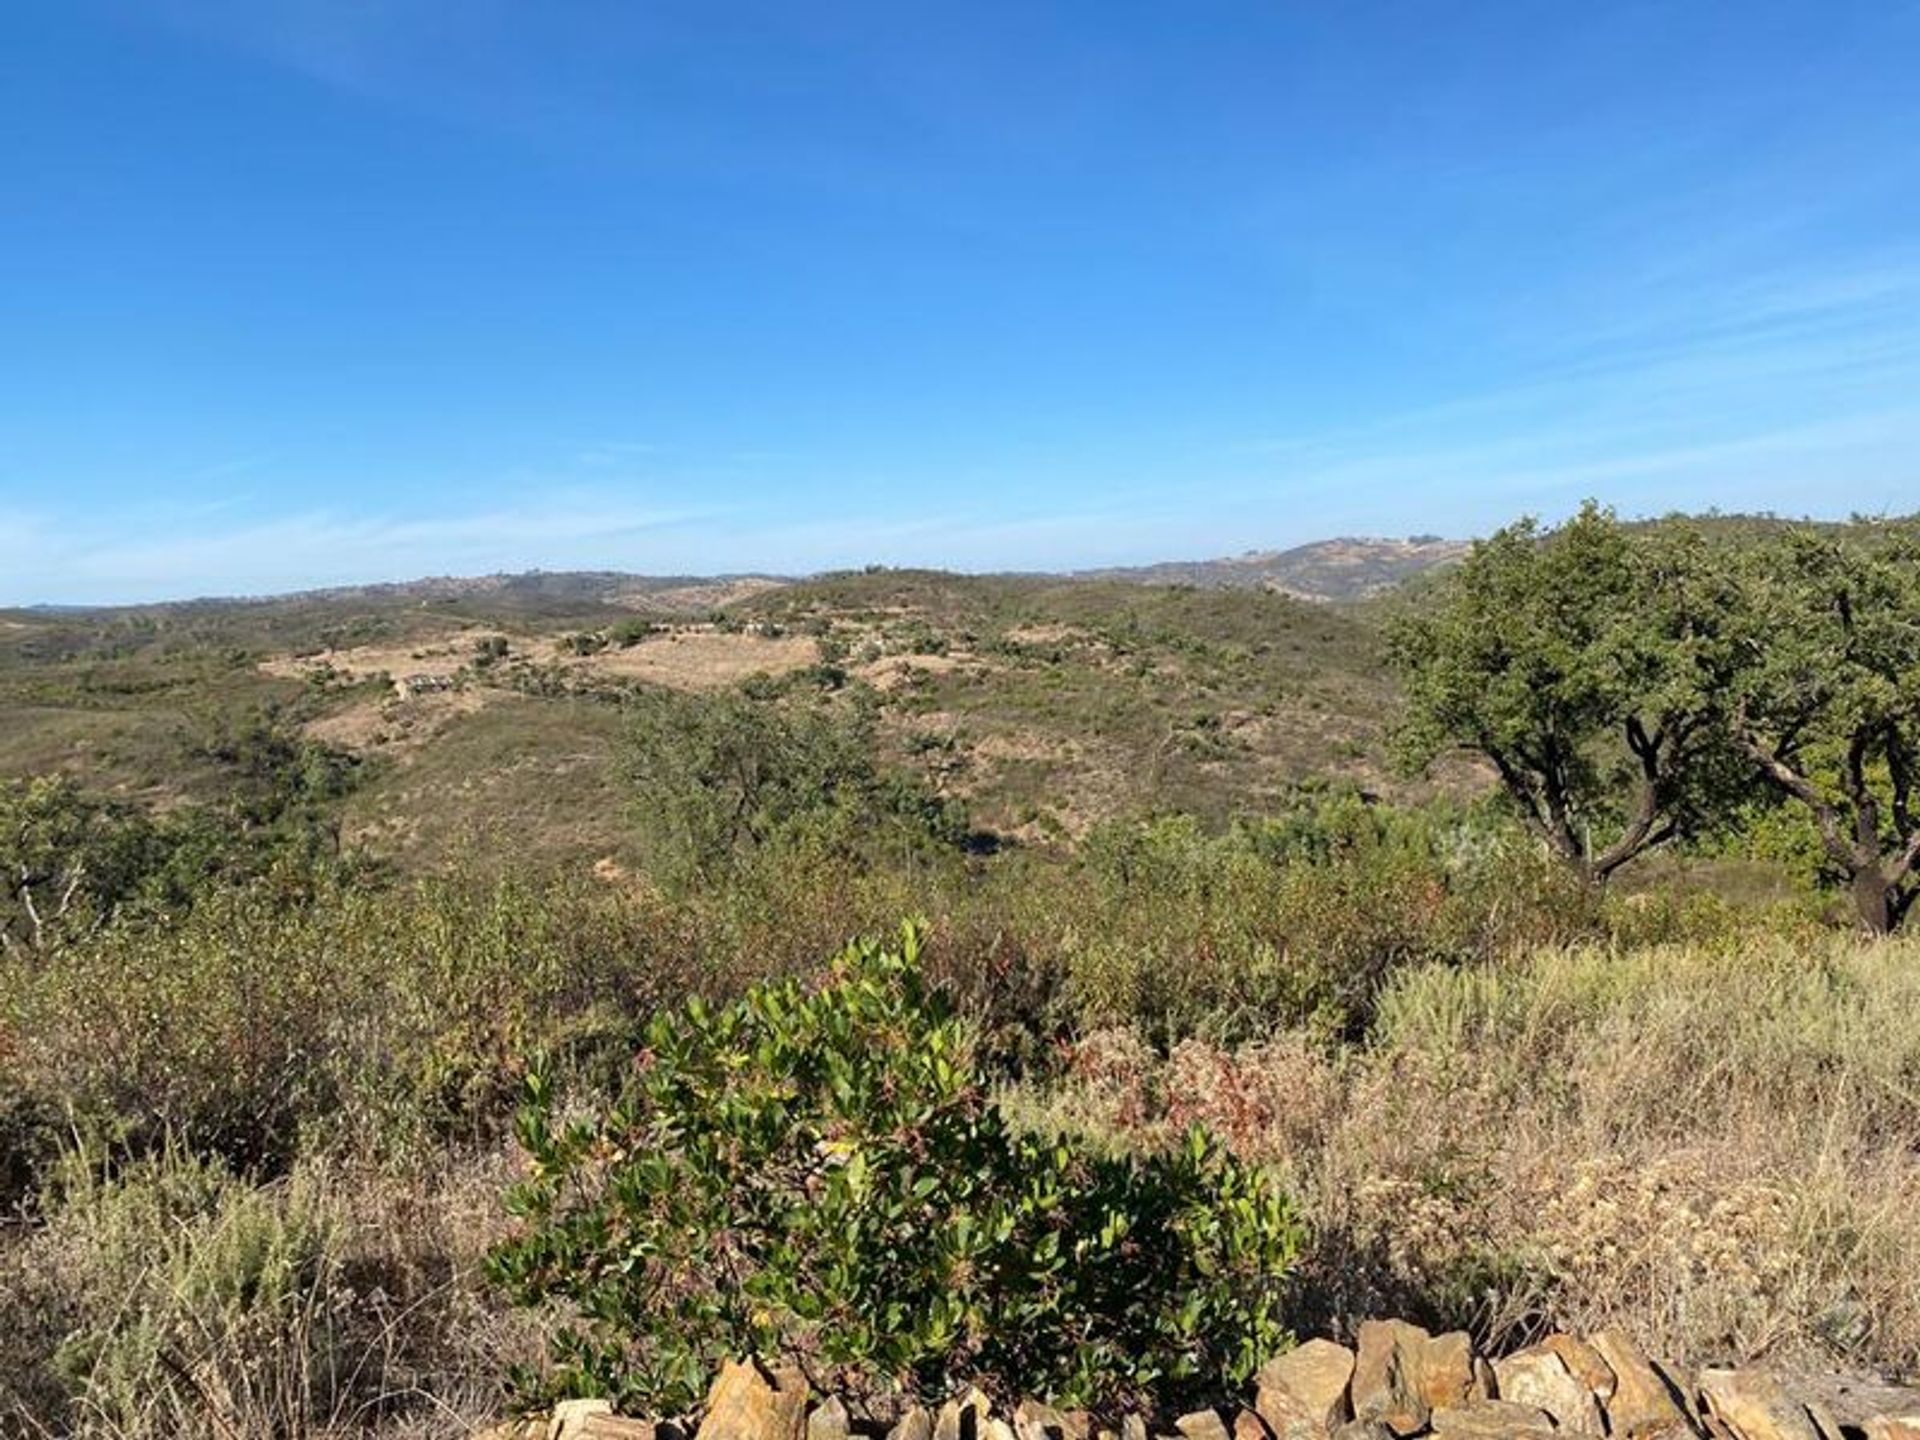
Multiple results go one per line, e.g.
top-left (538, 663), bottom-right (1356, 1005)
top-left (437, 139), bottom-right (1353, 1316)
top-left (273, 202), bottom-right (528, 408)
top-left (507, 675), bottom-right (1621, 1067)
top-left (489, 1321), bottom-right (1920, 1440)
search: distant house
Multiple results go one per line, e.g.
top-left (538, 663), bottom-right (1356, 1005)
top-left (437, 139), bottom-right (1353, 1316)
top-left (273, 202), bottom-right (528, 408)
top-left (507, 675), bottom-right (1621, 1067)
top-left (393, 672), bottom-right (455, 700)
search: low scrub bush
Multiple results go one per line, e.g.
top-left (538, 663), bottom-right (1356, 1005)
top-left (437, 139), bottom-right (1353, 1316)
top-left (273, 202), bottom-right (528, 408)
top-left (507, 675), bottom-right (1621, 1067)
top-left (489, 927), bottom-right (1302, 1413)
top-left (0, 875), bottom-right (711, 1178)
top-left (40, 1147), bottom-right (344, 1436)
top-left (1064, 804), bottom-right (1613, 1043)
top-left (624, 688), bottom-right (969, 891)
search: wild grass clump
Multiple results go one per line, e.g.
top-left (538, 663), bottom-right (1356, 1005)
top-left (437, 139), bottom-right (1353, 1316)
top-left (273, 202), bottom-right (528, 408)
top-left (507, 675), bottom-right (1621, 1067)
top-left (0, 1144), bottom-right (536, 1438)
top-left (1056, 799), bottom-right (1757, 1044)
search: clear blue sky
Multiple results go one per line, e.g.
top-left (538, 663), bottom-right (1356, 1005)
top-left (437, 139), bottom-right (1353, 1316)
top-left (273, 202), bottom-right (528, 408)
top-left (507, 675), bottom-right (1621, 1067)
top-left (4, 1), bottom-right (1918, 603)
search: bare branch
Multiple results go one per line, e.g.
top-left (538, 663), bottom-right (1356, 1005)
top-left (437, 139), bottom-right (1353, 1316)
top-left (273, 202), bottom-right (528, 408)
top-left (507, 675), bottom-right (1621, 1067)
top-left (19, 876), bottom-right (45, 952)
top-left (1889, 826), bottom-right (1920, 890)
top-left (1734, 724), bottom-right (1855, 871)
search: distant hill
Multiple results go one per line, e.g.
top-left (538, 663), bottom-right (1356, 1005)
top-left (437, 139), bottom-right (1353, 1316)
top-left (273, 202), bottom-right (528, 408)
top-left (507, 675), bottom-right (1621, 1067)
top-left (62, 570), bottom-right (794, 616)
top-left (12, 538), bottom-right (1467, 618)
top-left (1077, 536), bottom-right (1469, 600)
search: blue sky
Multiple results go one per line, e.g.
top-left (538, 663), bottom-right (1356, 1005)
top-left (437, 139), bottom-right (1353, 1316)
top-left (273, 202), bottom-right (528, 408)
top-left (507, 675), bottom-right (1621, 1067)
top-left (4, 1), bottom-right (1918, 603)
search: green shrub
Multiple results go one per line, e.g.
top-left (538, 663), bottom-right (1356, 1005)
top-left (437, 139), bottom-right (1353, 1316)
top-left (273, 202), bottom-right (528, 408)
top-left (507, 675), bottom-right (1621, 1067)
top-left (1066, 806), bottom-right (1543, 1043)
top-left (489, 926), bottom-right (1301, 1413)
top-left (623, 688), bottom-right (968, 889)
top-left (610, 618), bottom-right (663, 647)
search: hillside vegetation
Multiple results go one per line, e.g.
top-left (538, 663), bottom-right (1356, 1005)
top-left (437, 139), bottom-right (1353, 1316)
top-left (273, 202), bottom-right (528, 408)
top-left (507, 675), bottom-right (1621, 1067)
top-left (1, 565), bottom-right (1426, 870)
top-left (3, 510), bottom-right (1919, 1438)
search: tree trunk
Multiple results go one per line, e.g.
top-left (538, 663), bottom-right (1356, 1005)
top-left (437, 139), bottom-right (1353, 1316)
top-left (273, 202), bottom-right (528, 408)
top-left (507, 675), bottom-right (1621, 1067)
top-left (1851, 864), bottom-right (1894, 935)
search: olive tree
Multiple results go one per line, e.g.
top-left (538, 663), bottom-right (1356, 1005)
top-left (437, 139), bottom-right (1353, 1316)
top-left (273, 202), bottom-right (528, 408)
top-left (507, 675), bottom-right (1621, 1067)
top-left (1388, 504), bottom-right (1732, 883)
top-left (1723, 524), bottom-right (1920, 934)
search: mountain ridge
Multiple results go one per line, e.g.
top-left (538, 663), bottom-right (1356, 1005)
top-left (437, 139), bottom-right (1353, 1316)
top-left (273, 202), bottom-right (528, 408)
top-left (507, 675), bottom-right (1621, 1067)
top-left (8, 537), bottom-right (1466, 613)
top-left (1073, 535), bottom-right (1469, 599)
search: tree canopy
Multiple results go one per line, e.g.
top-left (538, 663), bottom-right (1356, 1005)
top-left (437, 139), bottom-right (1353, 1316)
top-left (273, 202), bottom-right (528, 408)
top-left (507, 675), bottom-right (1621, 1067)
top-left (1722, 523), bottom-right (1920, 932)
top-left (1392, 505), bottom-right (1920, 933)
top-left (623, 686), bottom-right (968, 888)
top-left (1388, 503), bottom-right (1732, 882)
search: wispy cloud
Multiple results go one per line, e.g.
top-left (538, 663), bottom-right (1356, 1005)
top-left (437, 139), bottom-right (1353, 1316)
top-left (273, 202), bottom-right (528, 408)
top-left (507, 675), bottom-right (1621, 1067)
top-left (7, 498), bottom-right (725, 605)
top-left (1225, 239), bottom-right (1920, 535)
top-left (178, 449), bottom-right (286, 486)
top-left (3, 490), bottom-right (1239, 606)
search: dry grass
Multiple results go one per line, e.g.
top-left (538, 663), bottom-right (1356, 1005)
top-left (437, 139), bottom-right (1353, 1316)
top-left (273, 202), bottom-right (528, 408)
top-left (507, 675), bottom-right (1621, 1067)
top-left (854, 652), bottom-right (981, 691)
top-left (1009, 933), bottom-right (1920, 1383)
top-left (11, 920), bottom-right (1920, 1436)
top-left (0, 1146), bottom-right (535, 1439)
top-left (257, 636), bottom-right (473, 684)
top-left (303, 689), bottom-right (493, 754)
top-left (560, 629), bottom-right (819, 689)
top-left (624, 577), bottom-right (789, 612)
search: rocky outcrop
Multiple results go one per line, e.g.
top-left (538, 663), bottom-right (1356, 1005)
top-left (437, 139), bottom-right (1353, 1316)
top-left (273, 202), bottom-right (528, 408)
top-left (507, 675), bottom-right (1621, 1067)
top-left (488, 1320), bottom-right (1920, 1440)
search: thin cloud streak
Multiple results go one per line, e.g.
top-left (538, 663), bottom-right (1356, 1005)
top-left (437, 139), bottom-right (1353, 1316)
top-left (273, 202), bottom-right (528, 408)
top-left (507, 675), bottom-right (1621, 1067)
top-left (9, 500), bottom-right (724, 605)
top-left (1227, 239), bottom-right (1920, 537)
top-left (5, 496), bottom-right (1223, 606)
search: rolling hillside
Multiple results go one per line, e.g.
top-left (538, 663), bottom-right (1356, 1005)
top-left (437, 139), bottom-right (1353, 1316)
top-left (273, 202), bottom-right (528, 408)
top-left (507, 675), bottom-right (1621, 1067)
top-left (0, 554), bottom-right (1464, 874)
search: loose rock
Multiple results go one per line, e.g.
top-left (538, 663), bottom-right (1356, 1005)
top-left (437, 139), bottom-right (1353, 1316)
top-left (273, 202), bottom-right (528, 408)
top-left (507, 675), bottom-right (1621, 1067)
top-left (936, 1390), bottom-right (995, 1440)
top-left (1471, 1361), bottom-right (1496, 1405)
top-left (703, 1360), bottom-right (810, 1440)
top-left (1492, 1348), bottom-right (1605, 1434)
top-left (1256, 1339), bottom-right (1356, 1440)
top-left (1591, 1330), bottom-right (1695, 1439)
top-left (1175, 1409), bottom-right (1232, 1440)
top-left (1429, 1400), bottom-right (1558, 1440)
top-left (1352, 1320), bottom-right (1433, 1437)
top-left (1420, 1333), bottom-right (1477, 1415)
top-left (809, 1397), bottom-right (852, 1440)
top-left (1698, 1369), bottom-right (1821, 1440)
top-left (1541, 1335), bottom-right (1617, 1404)
top-left (1015, 1401), bottom-right (1090, 1440)
top-left (580, 1419), bottom-right (668, 1440)
top-left (551, 1400), bottom-right (616, 1440)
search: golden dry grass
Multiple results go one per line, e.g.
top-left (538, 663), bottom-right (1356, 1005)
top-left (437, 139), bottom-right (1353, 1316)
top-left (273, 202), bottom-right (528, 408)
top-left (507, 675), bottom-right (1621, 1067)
top-left (1012, 933), bottom-right (1920, 1383)
top-left (536, 627), bottom-right (821, 689)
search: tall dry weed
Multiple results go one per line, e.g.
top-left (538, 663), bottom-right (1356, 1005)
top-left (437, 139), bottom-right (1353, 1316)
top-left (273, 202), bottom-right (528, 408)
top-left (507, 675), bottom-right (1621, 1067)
top-left (1019, 934), bottom-right (1920, 1379)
